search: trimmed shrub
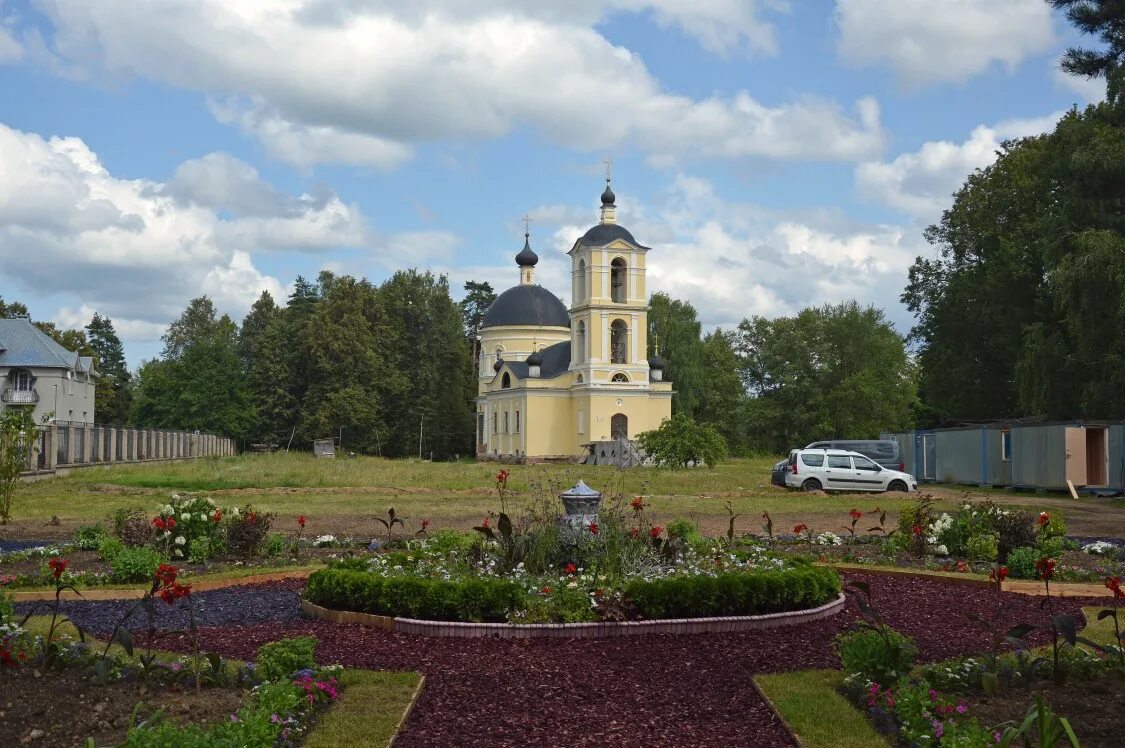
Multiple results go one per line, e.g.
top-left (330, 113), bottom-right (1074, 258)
top-left (256, 636), bottom-right (317, 681)
top-left (965, 532), bottom-right (999, 562)
top-left (836, 625), bottom-right (917, 685)
top-left (97, 536), bottom-right (125, 562)
top-left (623, 566), bottom-right (841, 620)
top-left (994, 510), bottom-right (1036, 562)
top-left (74, 524), bottom-right (108, 551)
top-left (1006, 546), bottom-right (1039, 579)
top-left (264, 532), bottom-right (288, 557)
top-left (306, 569), bottom-right (524, 622)
top-left (111, 546), bottom-right (164, 583)
top-left (226, 506), bottom-right (273, 560)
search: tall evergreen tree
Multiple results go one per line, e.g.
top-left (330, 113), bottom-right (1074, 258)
top-left (85, 313), bottom-right (132, 423)
top-left (240, 292), bottom-right (295, 444)
top-left (459, 280), bottom-right (496, 371)
top-left (647, 293), bottom-right (706, 417)
top-left (697, 329), bottom-right (748, 454)
top-left (1050, 0), bottom-right (1125, 100)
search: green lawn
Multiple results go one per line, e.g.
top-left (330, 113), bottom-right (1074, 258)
top-left (9, 452), bottom-right (1068, 537)
top-left (755, 669), bottom-right (890, 748)
top-left (305, 670), bottom-right (424, 748)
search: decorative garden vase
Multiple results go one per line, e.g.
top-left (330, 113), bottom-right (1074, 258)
top-left (559, 480), bottom-right (602, 544)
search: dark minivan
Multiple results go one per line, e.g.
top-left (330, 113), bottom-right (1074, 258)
top-left (803, 440), bottom-right (904, 472)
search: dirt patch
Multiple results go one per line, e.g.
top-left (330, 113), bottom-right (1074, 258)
top-left (0, 668), bottom-right (246, 748)
top-left (965, 677), bottom-right (1125, 747)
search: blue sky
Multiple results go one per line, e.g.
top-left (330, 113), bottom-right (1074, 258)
top-left (0, 1), bottom-right (1106, 366)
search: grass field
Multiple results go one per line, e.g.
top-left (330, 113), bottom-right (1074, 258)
top-left (8, 453), bottom-right (1125, 539)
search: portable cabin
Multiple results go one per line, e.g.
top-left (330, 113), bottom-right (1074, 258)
top-left (882, 426), bottom-right (1010, 487)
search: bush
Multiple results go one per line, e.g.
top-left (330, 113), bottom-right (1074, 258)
top-left (113, 507), bottom-right (155, 547)
top-left (97, 536), bottom-right (126, 562)
top-left (307, 569), bottom-right (524, 622)
top-left (836, 625), bottom-right (917, 685)
top-left (666, 519), bottom-right (703, 545)
top-left (0, 585), bottom-right (12, 624)
top-left (188, 536), bottom-right (219, 564)
top-left (965, 532), bottom-right (999, 562)
top-left (74, 524), bottom-right (108, 551)
top-left (993, 510), bottom-right (1036, 562)
top-left (264, 532), bottom-right (288, 557)
top-left (226, 505), bottom-right (273, 560)
top-left (155, 495), bottom-right (224, 562)
top-left (1006, 546), bottom-right (1039, 579)
top-left (256, 636), bottom-right (318, 681)
top-left (635, 413), bottom-right (728, 468)
top-left (623, 566), bottom-right (841, 619)
top-left (110, 546), bottom-right (164, 583)
top-left (1036, 535), bottom-right (1065, 559)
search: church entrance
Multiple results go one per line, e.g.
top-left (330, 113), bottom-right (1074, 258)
top-left (611, 413), bottom-right (628, 440)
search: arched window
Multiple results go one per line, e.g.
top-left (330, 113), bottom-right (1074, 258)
top-left (576, 320), bottom-right (586, 364)
top-left (576, 259), bottom-right (586, 302)
top-left (611, 372), bottom-right (629, 383)
top-left (610, 258), bottom-right (627, 303)
top-left (611, 413), bottom-right (628, 440)
top-left (11, 369), bottom-right (32, 391)
top-left (610, 319), bottom-right (628, 364)
top-left (501, 372), bottom-right (511, 389)
top-left (575, 373), bottom-right (584, 384)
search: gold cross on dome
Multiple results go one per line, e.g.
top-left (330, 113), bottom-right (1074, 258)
top-left (522, 214), bottom-right (532, 235)
top-left (653, 333), bottom-right (660, 355)
top-left (603, 157), bottom-right (612, 182)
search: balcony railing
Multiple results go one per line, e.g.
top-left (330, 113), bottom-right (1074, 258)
top-left (1, 387), bottom-right (39, 404)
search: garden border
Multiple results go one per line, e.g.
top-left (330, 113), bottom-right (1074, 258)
top-left (820, 562), bottom-right (1115, 597)
top-left (10, 568), bottom-right (317, 602)
top-left (299, 592), bottom-right (847, 638)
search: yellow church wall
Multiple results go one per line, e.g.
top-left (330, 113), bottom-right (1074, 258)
top-left (477, 324), bottom-right (569, 381)
top-left (523, 393), bottom-right (580, 457)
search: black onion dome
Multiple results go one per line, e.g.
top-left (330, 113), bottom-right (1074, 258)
top-left (580, 223), bottom-right (648, 248)
top-left (481, 285), bottom-right (570, 329)
top-left (494, 358), bottom-right (504, 372)
top-left (526, 349), bottom-right (544, 366)
top-left (601, 183), bottom-right (616, 206)
top-left (648, 355), bottom-right (665, 371)
top-left (515, 234), bottom-right (539, 267)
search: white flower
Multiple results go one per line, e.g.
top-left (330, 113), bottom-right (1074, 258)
top-left (232, 508), bottom-right (240, 516)
top-left (567, 581), bottom-right (578, 588)
top-left (162, 505), bottom-right (174, 515)
top-left (198, 514), bottom-right (208, 522)
top-left (934, 545), bottom-right (949, 555)
top-left (1083, 541), bottom-right (1116, 556)
top-left (180, 513), bottom-right (191, 521)
top-left (163, 531), bottom-right (171, 539)
top-left (175, 536), bottom-right (186, 546)
top-left (171, 494), bottom-right (180, 501)
top-left (173, 549), bottom-right (183, 558)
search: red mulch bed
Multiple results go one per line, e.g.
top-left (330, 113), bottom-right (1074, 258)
top-left (145, 572), bottom-right (1109, 747)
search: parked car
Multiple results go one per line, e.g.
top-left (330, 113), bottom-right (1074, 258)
top-left (771, 454), bottom-right (793, 487)
top-left (804, 439), bottom-right (904, 472)
top-left (785, 449), bottom-right (917, 493)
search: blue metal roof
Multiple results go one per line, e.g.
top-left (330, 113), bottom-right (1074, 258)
top-left (0, 317), bottom-right (82, 369)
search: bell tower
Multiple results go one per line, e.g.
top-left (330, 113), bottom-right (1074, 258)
top-left (568, 170), bottom-right (651, 387)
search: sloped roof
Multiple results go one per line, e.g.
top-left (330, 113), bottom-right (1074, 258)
top-left (578, 223), bottom-right (649, 249)
top-left (501, 340), bottom-right (572, 381)
top-left (0, 317), bottom-right (83, 370)
top-left (481, 285), bottom-right (570, 329)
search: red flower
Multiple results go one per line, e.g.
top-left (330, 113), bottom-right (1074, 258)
top-left (481, 516), bottom-right (490, 529)
top-left (594, 588), bottom-right (604, 598)
top-left (955, 560), bottom-right (969, 573)
top-left (911, 524), bottom-right (923, 537)
top-left (1035, 557), bottom-right (1056, 580)
top-left (158, 582), bottom-right (192, 605)
top-left (793, 523), bottom-right (808, 534)
top-left (650, 526), bottom-right (664, 539)
top-left (631, 496), bottom-right (645, 512)
top-left (541, 586), bottom-right (552, 594)
top-left (297, 515), bottom-right (307, 528)
top-left (421, 519), bottom-right (430, 531)
top-left (989, 566), bottom-right (1009, 582)
top-left (246, 512), bottom-right (258, 524)
top-left (495, 469), bottom-right (510, 484)
top-left (629, 528), bottom-right (640, 539)
top-left (155, 563), bottom-right (179, 586)
top-left (48, 557), bottom-right (68, 580)
top-left (1106, 576), bottom-right (1123, 598)
top-left (564, 563), bottom-right (577, 574)
top-left (1038, 512), bottom-right (1050, 527)
top-left (166, 517), bottom-right (176, 530)
top-left (212, 510), bottom-right (222, 523)
top-left (849, 508), bottom-right (862, 521)
top-left (588, 522), bottom-right (599, 535)
top-left (152, 517), bottom-right (166, 530)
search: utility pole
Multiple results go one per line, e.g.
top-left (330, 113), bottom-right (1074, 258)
top-left (418, 414), bottom-right (424, 460)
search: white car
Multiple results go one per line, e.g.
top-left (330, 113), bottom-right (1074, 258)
top-left (785, 449), bottom-right (917, 493)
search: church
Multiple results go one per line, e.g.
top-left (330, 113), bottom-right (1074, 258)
top-left (476, 177), bottom-right (673, 460)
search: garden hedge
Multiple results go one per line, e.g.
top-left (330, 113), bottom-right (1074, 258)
top-left (623, 566), bottom-right (841, 620)
top-left (307, 565), bottom-right (841, 623)
top-left (306, 569), bottom-right (523, 622)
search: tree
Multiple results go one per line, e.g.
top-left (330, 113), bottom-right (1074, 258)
top-left (460, 280), bottom-right (496, 371)
top-left (647, 293), bottom-right (706, 416)
top-left (0, 297), bottom-right (29, 318)
top-left (240, 292), bottom-right (295, 445)
top-left (33, 322), bottom-right (91, 356)
top-left (86, 313), bottom-right (132, 424)
top-left (1050, 0), bottom-right (1125, 100)
top-left (636, 413), bottom-right (728, 469)
top-left (0, 407), bottom-right (39, 523)
top-left (697, 329), bottom-right (749, 454)
top-left (737, 302), bottom-right (916, 453)
top-left (161, 297), bottom-right (222, 359)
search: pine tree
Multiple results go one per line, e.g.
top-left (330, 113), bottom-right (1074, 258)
top-left (240, 292), bottom-right (295, 445)
top-left (85, 313), bottom-right (132, 424)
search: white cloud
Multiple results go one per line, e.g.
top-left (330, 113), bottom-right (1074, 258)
top-left (855, 112), bottom-right (1063, 219)
top-left (0, 123), bottom-right (367, 347)
top-left (1053, 67), bottom-right (1106, 104)
top-left (27, 1), bottom-right (883, 167)
top-left (835, 0), bottom-right (1056, 87)
top-left (0, 26), bottom-right (21, 63)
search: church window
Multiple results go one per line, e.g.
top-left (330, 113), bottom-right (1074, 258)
top-left (576, 259), bottom-right (586, 302)
top-left (576, 373), bottom-right (584, 384)
top-left (501, 372), bottom-right (511, 389)
top-left (611, 372), bottom-right (629, 383)
top-left (504, 411), bottom-right (509, 433)
top-left (610, 319), bottom-right (628, 364)
top-left (610, 258), bottom-right (627, 303)
top-left (576, 321), bottom-right (586, 364)
top-left (515, 410), bottom-right (520, 433)
top-left (493, 413), bottom-right (498, 434)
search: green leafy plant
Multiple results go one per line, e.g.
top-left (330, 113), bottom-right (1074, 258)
top-left (374, 507), bottom-right (405, 544)
top-left (865, 507), bottom-right (896, 538)
top-left (0, 406), bottom-right (38, 524)
top-left (966, 532), bottom-right (999, 562)
top-left (97, 535), bottom-right (126, 562)
top-left (257, 635), bottom-right (318, 681)
top-left (994, 694), bottom-right (1079, 747)
top-left (264, 532), bottom-right (288, 557)
top-left (18, 557), bottom-right (86, 666)
top-left (111, 546), bottom-right (164, 583)
top-left (74, 524), bottom-right (108, 550)
top-left (154, 494), bottom-right (224, 561)
top-left (1005, 546), bottom-right (1039, 579)
top-left (839, 581), bottom-right (917, 685)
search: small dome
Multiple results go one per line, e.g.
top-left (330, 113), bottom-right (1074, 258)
top-left (580, 222), bottom-right (643, 247)
top-left (493, 358), bottom-right (504, 372)
top-left (527, 349), bottom-right (544, 366)
top-left (648, 355), bottom-right (665, 371)
top-left (601, 183), bottom-right (616, 206)
top-left (515, 234), bottom-right (539, 267)
top-left (481, 285), bottom-right (570, 329)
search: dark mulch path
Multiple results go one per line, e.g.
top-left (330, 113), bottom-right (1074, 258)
top-left (72, 571), bottom-right (1105, 747)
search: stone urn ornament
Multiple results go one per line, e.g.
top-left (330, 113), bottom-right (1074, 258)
top-left (559, 480), bottom-right (602, 542)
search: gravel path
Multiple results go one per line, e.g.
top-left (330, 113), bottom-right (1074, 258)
top-left (32, 572), bottom-right (1100, 747)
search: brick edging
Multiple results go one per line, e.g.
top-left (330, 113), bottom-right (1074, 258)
top-left (11, 568), bottom-right (316, 603)
top-left (822, 562), bottom-right (1116, 598)
top-left (301, 593), bottom-right (847, 638)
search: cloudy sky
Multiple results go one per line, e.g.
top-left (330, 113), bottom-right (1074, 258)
top-left (0, 1), bottom-right (1106, 365)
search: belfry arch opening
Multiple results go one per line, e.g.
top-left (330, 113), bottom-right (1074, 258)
top-left (610, 319), bottom-right (628, 364)
top-left (610, 258), bottom-right (627, 303)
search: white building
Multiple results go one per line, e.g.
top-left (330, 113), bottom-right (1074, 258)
top-left (0, 316), bottom-right (97, 424)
